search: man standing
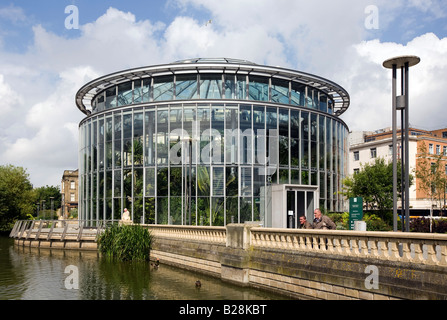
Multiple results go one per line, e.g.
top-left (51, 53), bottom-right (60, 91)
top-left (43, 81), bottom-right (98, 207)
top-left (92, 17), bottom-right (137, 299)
top-left (313, 208), bottom-right (336, 230)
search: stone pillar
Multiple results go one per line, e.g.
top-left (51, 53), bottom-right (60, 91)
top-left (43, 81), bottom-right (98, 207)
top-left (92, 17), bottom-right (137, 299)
top-left (221, 223), bottom-right (261, 285)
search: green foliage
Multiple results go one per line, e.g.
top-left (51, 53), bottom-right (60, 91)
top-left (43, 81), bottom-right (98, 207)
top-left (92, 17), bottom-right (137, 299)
top-left (341, 157), bottom-right (413, 214)
top-left (97, 224), bottom-right (153, 261)
top-left (326, 211), bottom-right (392, 231)
top-left (410, 218), bottom-right (447, 233)
top-left (33, 185), bottom-right (62, 212)
top-left (363, 213), bottom-right (392, 231)
top-left (0, 164), bottom-right (34, 231)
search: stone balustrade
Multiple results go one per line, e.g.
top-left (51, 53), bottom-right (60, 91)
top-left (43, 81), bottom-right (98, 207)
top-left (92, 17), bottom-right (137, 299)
top-left (147, 224), bottom-right (447, 266)
top-left (146, 224), bottom-right (227, 244)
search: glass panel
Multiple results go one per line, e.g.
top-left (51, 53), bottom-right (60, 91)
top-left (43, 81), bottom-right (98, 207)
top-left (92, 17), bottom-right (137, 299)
top-left (134, 168), bottom-right (143, 196)
top-left (153, 76), bottom-right (174, 101)
top-left (170, 167), bottom-right (182, 197)
top-left (240, 167), bottom-right (252, 196)
top-left (133, 197), bottom-right (143, 223)
top-left (98, 119), bottom-right (104, 170)
top-left (114, 169), bottom-right (121, 197)
top-left (240, 197), bottom-right (252, 222)
top-left (105, 86), bottom-right (117, 109)
top-left (249, 76), bottom-right (269, 101)
top-left (123, 169), bottom-right (132, 202)
top-left (271, 78), bottom-right (289, 104)
top-left (212, 167), bottom-right (224, 196)
top-left (117, 82), bottom-right (132, 106)
top-left (113, 198), bottom-right (121, 220)
top-left (170, 197), bottom-right (182, 225)
top-left (142, 78), bottom-right (151, 102)
top-left (240, 105), bottom-right (252, 164)
top-left (133, 80), bottom-right (142, 103)
top-left (290, 110), bottom-right (299, 140)
top-left (176, 74), bottom-right (198, 100)
top-left (319, 115), bottom-right (325, 170)
top-left (144, 197), bottom-right (155, 224)
top-left (211, 197), bottom-right (224, 226)
top-left (224, 74), bottom-right (235, 99)
top-left (200, 74), bottom-right (222, 99)
top-left (226, 196), bottom-right (238, 224)
top-left (237, 75), bottom-right (247, 100)
top-left (157, 167), bottom-right (168, 197)
top-left (96, 93), bottom-right (105, 112)
top-left (145, 110), bottom-right (155, 165)
top-left (145, 167), bottom-right (155, 197)
top-left (279, 169), bottom-right (288, 184)
top-left (157, 197), bottom-right (168, 224)
top-left (291, 82), bottom-right (305, 106)
top-left (123, 113), bottom-right (132, 167)
top-left (197, 166), bottom-right (210, 197)
top-left (157, 110), bottom-right (169, 165)
top-left (225, 107), bottom-right (238, 165)
top-left (320, 94), bottom-right (328, 113)
top-left (134, 113), bottom-right (144, 166)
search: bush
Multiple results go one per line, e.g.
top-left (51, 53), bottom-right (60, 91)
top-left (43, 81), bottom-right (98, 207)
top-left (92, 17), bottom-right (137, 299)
top-left (97, 224), bottom-right (153, 261)
top-left (410, 218), bottom-right (447, 233)
top-left (326, 212), bottom-right (392, 231)
top-left (363, 213), bottom-right (392, 231)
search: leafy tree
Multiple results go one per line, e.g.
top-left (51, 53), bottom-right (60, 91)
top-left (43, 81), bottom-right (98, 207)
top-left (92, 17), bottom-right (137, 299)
top-left (32, 185), bottom-right (62, 219)
top-left (341, 157), bottom-right (413, 223)
top-left (414, 141), bottom-right (447, 217)
top-left (0, 164), bottom-right (34, 231)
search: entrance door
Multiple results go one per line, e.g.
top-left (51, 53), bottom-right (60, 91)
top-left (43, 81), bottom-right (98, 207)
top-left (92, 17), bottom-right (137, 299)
top-left (269, 184), bottom-right (318, 228)
top-left (287, 189), bottom-right (315, 229)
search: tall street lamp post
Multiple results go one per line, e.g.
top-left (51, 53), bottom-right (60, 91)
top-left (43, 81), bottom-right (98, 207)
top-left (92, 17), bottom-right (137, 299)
top-left (383, 55), bottom-right (420, 232)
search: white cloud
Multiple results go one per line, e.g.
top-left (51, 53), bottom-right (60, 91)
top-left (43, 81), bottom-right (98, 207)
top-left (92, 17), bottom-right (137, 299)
top-left (340, 33), bottom-right (447, 132)
top-left (0, 2), bottom-right (446, 187)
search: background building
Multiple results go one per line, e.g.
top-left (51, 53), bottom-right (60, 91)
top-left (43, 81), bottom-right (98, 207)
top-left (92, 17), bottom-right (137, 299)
top-left (61, 169), bottom-right (79, 218)
top-left (76, 58), bottom-right (350, 227)
top-left (349, 127), bottom-right (447, 214)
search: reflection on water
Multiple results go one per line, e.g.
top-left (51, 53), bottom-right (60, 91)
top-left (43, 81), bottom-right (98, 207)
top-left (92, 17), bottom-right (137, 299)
top-left (0, 237), bottom-right (286, 300)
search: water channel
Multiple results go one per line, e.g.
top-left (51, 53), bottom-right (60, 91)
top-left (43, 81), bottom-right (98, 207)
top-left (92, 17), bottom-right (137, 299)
top-left (0, 236), bottom-right (287, 300)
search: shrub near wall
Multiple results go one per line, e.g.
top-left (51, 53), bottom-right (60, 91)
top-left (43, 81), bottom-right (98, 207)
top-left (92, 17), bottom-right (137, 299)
top-left (98, 224), bottom-right (153, 261)
top-left (410, 218), bottom-right (447, 233)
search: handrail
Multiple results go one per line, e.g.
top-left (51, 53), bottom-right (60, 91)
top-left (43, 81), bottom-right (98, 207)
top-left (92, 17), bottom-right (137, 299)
top-left (250, 227), bottom-right (447, 266)
top-left (10, 219), bottom-right (107, 241)
top-left (145, 224), bottom-right (227, 244)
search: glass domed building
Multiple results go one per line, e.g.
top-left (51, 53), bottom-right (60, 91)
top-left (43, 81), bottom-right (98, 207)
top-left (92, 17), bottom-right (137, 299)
top-left (76, 58), bottom-right (350, 228)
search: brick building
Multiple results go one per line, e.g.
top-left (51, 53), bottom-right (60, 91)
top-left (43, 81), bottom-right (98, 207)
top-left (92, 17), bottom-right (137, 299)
top-left (349, 127), bottom-right (447, 215)
top-left (61, 169), bottom-right (79, 218)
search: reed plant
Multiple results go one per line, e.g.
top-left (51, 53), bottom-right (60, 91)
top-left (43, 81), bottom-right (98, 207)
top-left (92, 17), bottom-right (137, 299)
top-left (97, 223), bottom-right (153, 261)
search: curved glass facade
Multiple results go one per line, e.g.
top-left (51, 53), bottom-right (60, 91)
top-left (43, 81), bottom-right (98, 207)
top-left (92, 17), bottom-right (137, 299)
top-left (77, 59), bottom-right (349, 226)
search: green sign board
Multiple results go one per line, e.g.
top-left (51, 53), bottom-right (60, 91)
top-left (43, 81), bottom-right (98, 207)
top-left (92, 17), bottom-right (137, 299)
top-left (349, 197), bottom-right (363, 230)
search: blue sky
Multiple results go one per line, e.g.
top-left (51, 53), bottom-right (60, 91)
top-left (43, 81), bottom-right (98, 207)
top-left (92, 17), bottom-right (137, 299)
top-left (0, 0), bottom-right (446, 187)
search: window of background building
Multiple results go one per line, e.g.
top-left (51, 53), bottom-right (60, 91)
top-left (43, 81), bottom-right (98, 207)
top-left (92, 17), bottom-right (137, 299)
top-left (388, 145), bottom-right (393, 156)
top-left (370, 148), bottom-right (377, 158)
top-left (429, 143), bottom-right (434, 154)
top-left (70, 193), bottom-right (75, 202)
top-left (436, 145), bottom-right (440, 155)
top-left (353, 151), bottom-right (359, 161)
top-left (444, 146), bottom-right (447, 155)
top-left (70, 181), bottom-right (75, 189)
